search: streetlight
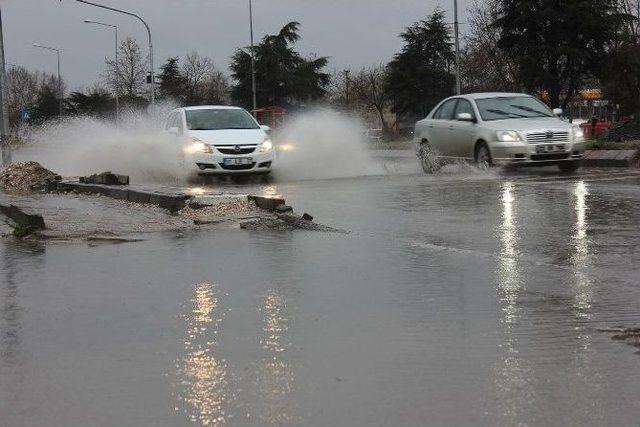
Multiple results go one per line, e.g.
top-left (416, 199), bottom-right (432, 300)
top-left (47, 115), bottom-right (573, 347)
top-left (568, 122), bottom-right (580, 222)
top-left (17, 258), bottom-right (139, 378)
top-left (84, 19), bottom-right (119, 123)
top-left (453, 0), bottom-right (461, 95)
top-left (33, 42), bottom-right (63, 117)
top-left (249, 0), bottom-right (257, 114)
top-left (75, 0), bottom-right (155, 106)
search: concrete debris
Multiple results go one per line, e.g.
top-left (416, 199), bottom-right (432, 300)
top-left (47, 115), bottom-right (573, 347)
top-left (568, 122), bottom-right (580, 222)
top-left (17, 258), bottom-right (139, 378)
top-left (180, 199), bottom-right (259, 221)
top-left (80, 171), bottom-right (129, 186)
top-left (0, 161), bottom-right (61, 193)
top-left (241, 213), bottom-right (341, 232)
top-left (0, 204), bottom-right (46, 230)
top-left (302, 213), bottom-right (314, 221)
top-left (274, 204), bottom-right (294, 213)
top-left (248, 194), bottom-right (286, 211)
top-left (599, 326), bottom-right (640, 354)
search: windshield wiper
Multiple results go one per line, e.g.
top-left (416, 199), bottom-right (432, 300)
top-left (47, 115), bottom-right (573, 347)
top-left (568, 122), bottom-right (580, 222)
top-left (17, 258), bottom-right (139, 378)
top-left (510, 104), bottom-right (552, 117)
top-left (486, 108), bottom-right (528, 118)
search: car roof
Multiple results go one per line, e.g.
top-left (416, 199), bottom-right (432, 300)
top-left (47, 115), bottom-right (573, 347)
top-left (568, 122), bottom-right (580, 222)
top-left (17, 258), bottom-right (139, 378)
top-left (463, 92), bottom-right (533, 100)
top-left (179, 105), bottom-right (244, 111)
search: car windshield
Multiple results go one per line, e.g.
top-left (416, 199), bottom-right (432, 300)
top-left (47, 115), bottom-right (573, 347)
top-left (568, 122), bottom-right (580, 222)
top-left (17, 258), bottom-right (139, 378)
top-left (475, 96), bottom-right (554, 121)
top-left (185, 109), bottom-right (259, 130)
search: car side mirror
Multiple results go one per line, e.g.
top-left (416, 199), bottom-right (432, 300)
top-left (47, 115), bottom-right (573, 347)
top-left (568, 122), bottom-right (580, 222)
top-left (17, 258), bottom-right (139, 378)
top-left (260, 125), bottom-right (271, 133)
top-left (167, 126), bottom-right (179, 136)
top-left (457, 112), bottom-right (475, 122)
top-left (553, 108), bottom-right (563, 116)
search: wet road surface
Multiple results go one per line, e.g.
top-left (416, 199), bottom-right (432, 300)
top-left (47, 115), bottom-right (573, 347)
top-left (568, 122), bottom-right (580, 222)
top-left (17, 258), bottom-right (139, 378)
top-left (2, 161), bottom-right (640, 426)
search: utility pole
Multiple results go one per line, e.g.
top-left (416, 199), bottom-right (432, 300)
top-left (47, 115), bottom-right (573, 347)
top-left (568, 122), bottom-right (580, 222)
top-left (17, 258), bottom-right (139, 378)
top-left (0, 6), bottom-right (9, 166)
top-left (453, 0), bottom-right (461, 95)
top-left (249, 0), bottom-right (257, 114)
top-left (75, 1), bottom-right (155, 105)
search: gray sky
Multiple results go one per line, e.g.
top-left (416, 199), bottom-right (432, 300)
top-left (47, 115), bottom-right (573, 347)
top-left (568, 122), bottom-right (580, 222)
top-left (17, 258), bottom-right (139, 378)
top-left (2, 0), bottom-right (471, 91)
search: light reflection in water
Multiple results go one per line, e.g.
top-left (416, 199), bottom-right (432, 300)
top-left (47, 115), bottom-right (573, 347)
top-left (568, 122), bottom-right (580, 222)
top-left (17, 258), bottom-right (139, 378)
top-left (571, 181), bottom-right (593, 318)
top-left (257, 289), bottom-right (296, 424)
top-left (493, 182), bottom-right (534, 423)
top-left (175, 283), bottom-right (231, 426)
top-left (498, 182), bottom-right (521, 325)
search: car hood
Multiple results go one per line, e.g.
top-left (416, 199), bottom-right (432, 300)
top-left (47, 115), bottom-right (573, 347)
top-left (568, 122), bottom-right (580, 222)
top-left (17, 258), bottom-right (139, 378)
top-left (484, 117), bottom-right (572, 132)
top-left (187, 129), bottom-right (266, 146)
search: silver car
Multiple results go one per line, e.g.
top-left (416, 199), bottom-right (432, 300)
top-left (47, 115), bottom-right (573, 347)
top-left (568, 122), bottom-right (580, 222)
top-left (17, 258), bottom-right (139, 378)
top-left (414, 92), bottom-right (586, 173)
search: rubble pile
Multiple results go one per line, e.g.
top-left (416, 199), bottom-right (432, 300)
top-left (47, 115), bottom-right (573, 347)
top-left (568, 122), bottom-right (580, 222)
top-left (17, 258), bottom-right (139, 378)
top-left (0, 161), bottom-right (61, 193)
top-left (180, 199), bottom-right (259, 221)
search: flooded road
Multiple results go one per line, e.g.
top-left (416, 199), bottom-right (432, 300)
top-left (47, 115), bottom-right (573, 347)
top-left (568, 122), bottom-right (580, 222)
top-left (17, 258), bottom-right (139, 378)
top-left (2, 163), bottom-right (640, 426)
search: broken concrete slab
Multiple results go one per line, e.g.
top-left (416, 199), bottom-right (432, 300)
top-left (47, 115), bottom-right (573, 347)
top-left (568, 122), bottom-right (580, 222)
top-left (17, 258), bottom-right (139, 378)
top-left (0, 204), bottom-right (46, 230)
top-left (80, 171), bottom-right (129, 186)
top-left (248, 195), bottom-right (286, 211)
top-left (274, 204), bottom-right (294, 213)
top-left (149, 193), bottom-right (189, 212)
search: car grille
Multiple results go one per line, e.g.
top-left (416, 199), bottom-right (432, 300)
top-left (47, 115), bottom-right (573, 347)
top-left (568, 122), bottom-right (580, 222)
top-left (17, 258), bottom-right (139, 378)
top-left (216, 146), bottom-right (256, 155)
top-left (219, 162), bottom-right (256, 170)
top-left (526, 131), bottom-right (570, 144)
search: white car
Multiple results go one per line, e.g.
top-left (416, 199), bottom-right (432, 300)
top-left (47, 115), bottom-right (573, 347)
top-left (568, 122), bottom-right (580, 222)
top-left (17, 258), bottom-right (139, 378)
top-left (414, 93), bottom-right (586, 173)
top-left (166, 106), bottom-right (275, 175)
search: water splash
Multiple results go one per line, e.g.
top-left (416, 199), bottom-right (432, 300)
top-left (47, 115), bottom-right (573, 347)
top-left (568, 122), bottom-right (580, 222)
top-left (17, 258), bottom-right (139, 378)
top-left (273, 109), bottom-right (383, 181)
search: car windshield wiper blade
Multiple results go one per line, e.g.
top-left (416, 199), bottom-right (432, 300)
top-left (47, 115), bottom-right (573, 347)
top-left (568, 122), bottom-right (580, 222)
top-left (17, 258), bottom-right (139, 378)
top-left (510, 104), bottom-right (552, 117)
top-left (486, 108), bottom-right (528, 118)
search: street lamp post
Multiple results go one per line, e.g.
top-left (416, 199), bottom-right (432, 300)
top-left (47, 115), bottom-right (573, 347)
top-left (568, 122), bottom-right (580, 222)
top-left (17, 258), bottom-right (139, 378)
top-left (0, 5), bottom-right (10, 166)
top-left (453, 0), bottom-right (461, 95)
top-left (84, 19), bottom-right (119, 123)
top-left (75, 0), bottom-right (155, 106)
top-left (33, 43), bottom-right (63, 117)
top-left (249, 0), bottom-right (257, 114)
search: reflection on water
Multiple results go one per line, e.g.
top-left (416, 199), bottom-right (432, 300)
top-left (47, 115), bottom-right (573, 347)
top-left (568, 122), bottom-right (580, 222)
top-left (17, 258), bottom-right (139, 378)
top-left (571, 181), bottom-right (593, 319)
top-left (493, 182), bottom-right (535, 424)
top-left (257, 289), bottom-right (296, 424)
top-left (175, 283), bottom-right (231, 426)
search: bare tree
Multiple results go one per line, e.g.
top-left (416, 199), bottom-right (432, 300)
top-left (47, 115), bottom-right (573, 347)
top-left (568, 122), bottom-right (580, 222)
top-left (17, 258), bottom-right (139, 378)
top-left (104, 37), bottom-right (147, 99)
top-left (351, 65), bottom-right (392, 134)
top-left (182, 51), bottom-right (214, 104)
top-left (201, 70), bottom-right (230, 105)
top-left (460, 0), bottom-right (521, 93)
top-left (6, 66), bottom-right (38, 123)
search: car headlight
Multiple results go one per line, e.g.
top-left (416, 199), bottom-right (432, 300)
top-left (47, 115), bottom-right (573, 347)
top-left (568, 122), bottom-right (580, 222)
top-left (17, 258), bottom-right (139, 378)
top-left (496, 131), bottom-right (522, 142)
top-left (183, 138), bottom-right (213, 154)
top-left (573, 127), bottom-right (585, 140)
top-left (259, 139), bottom-right (274, 152)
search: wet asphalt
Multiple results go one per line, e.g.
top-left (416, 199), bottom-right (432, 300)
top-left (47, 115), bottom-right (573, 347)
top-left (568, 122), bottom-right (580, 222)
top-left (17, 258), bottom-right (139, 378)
top-left (2, 154), bottom-right (640, 427)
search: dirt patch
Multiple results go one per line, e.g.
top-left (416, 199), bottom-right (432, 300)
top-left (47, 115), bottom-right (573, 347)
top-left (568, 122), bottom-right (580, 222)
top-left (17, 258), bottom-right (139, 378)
top-left (0, 161), bottom-right (61, 193)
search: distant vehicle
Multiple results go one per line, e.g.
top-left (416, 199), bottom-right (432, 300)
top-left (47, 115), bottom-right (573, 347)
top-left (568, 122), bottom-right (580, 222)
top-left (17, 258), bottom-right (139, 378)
top-left (414, 93), bottom-right (586, 173)
top-left (166, 106), bottom-right (275, 175)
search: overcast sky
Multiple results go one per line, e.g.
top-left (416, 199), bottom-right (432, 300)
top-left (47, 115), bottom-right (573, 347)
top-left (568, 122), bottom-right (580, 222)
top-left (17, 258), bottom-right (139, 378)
top-left (2, 0), bottom-right (471, 91)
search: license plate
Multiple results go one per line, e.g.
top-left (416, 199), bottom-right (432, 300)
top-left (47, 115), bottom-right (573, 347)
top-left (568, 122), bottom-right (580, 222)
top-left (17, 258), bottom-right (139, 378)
top-left (535, 144), bottom-right (566, 153)
top-left (223, 157), bottom-right (253, 166)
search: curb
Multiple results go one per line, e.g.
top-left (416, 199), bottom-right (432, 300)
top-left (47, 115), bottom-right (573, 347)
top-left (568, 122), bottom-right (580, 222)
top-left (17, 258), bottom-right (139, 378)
top-left (583, 150), bottom-right (639, 167)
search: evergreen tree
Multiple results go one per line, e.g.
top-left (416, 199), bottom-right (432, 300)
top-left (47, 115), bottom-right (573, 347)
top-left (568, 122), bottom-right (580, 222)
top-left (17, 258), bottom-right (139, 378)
top-left (158, 57), bottom-right (186, 102)
top-left (386, 10), bottom-right (455, 121)
top-left (494, 0), bottom-right (623, 108)
top-left (230, 22), bottom-right (329, 109)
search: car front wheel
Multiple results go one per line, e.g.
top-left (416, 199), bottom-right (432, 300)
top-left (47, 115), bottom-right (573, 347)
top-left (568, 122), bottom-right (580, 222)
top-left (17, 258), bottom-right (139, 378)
top-left (475, 142), bottom-right (493, 170)
top-left (417, 141), bottom-right (441, 174)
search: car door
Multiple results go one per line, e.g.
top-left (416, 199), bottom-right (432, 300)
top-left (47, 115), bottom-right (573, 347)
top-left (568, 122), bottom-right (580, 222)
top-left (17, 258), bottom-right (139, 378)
top-left (450, 99), bottom-right (478, 159)
top-left (429, 99), bottom-right (458, 156)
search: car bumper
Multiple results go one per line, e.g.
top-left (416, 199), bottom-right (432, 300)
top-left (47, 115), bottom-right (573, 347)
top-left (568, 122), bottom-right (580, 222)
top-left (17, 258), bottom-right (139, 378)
top-left (189, 150), bottom-right (276, 175)
top-left (488, 141), bottom-right (585, 166)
